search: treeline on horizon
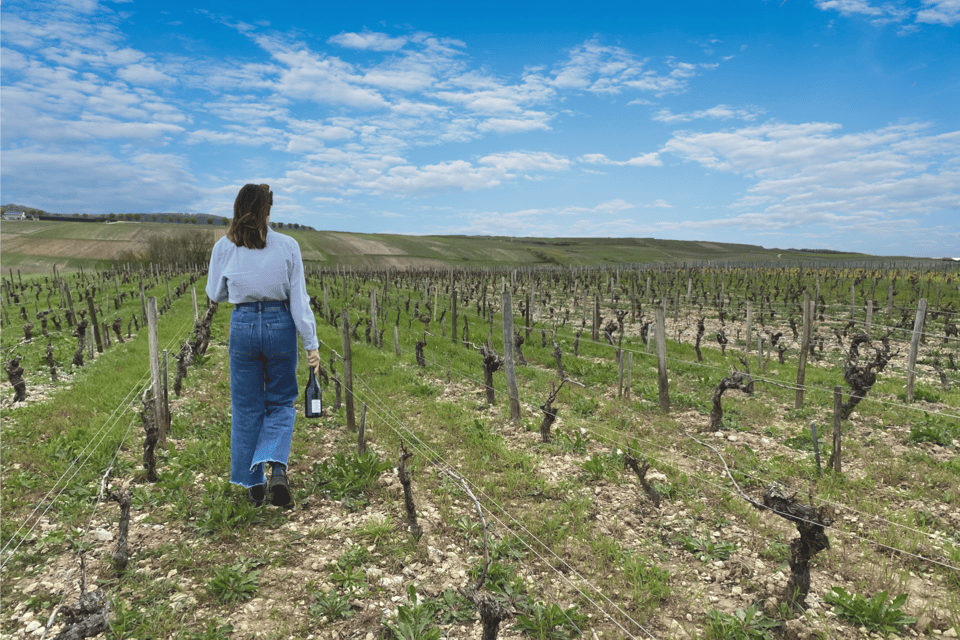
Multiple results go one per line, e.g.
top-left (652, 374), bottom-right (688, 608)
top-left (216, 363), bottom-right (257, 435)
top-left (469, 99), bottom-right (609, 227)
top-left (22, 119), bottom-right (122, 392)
top-left (0, 204), bottom-right (314, 231)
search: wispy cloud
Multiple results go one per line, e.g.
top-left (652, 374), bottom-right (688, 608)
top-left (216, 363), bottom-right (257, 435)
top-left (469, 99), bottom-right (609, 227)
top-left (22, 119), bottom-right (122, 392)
top-left (816, 0), bottom-right (960, 26)
top-left (580, 152), bottom-right (662, 166)
top-left (328, 31), bottom-right (408, 51)
top-left (661, 121), bottom-right (960, 234)
top-left (652, 104), bottom-right (764, 123)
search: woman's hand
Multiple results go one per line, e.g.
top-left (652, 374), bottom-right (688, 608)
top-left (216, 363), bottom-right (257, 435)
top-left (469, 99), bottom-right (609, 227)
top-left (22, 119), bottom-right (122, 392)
top-left (306, 349), bottom-right (320, 374)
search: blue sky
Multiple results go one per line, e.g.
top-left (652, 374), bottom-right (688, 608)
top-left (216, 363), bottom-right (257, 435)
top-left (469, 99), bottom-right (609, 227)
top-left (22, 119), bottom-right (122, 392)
top-left (2, 0), bottom-right (959, 257)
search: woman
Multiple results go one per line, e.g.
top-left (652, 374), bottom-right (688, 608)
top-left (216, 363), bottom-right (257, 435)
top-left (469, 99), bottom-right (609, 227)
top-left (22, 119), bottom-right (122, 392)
top-left (205, 184), bottom-right (320, 507)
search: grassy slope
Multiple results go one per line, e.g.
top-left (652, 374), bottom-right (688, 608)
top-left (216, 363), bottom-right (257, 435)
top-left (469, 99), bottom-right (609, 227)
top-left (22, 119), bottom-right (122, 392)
top-left (0, 220), bottom-right (904, 275)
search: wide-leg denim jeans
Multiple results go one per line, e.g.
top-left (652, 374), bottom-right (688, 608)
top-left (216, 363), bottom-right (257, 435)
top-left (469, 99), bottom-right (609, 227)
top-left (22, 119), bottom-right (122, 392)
top-left (229, 301), bottom-right (298, 488)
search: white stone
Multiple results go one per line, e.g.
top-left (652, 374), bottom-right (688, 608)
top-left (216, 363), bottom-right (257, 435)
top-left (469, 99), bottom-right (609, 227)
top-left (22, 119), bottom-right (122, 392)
top-left (90, 528), bottom-right (113, 542)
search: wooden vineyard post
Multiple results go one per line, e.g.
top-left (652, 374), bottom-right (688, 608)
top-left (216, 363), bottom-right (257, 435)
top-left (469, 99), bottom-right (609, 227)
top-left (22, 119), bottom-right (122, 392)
top-left (161, 349), bottom-right (170, 442)
top-left (398, 444), bottom-right (423, 540)
top-left (147, 297), bottom-right (166, 445)
top-left (393, 326), bottom-right (400, 357)
top-left (795, 291), bottom-right (812, 409)
top-left (341, 309), bottom-right (356, 431)
top-left (625, 352), bottom-right (632, 400)
top-left (85, 291), bottom-right (104, 353)
top-left (865, 300), bottom-right (873, 334)
top-left (830, 386), bottom-right (842, 473)
top-left (655, 303), bottom-right (669, 413)
top-left (370, 289), bottom-right (379, 348)
top-left (191, 286), bottom-right (198, 323)
top-left (745, 300), bottom-right (753, 354)
top-left (63, 282), bottom-right (76, 327)
top-left (452, 287), bottom-right (458, 345)
top-left (501, 281), bottom-right (521, 423)
top-left (592, 294), bottom-right (600, 342)
top-left (357, 404), bottom-right (367, 455)
top-left (905, 298), bottom-right (927, 403)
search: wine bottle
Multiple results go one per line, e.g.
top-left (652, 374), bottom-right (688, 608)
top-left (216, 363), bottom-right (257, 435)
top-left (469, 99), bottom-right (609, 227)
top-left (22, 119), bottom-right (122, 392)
top-left (304, 368), bottom-right (322, 418)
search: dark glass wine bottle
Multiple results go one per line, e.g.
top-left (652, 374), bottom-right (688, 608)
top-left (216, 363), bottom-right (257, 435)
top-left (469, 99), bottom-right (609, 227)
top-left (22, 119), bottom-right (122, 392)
top-left (304, 368), bottom-right (322, 418)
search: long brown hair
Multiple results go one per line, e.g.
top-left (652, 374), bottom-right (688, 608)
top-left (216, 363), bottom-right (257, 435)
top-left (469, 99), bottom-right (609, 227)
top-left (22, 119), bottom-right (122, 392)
top-left (227, 184), bottom-right (272, 249)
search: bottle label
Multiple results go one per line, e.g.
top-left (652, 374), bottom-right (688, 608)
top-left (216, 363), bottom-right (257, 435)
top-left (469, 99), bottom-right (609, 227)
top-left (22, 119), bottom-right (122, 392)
top-left (310, 399), bottom-right (321, 414)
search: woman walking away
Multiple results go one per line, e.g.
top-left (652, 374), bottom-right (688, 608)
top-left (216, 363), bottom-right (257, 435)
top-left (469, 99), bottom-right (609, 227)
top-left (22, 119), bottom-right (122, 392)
top-left (206, 184), bottom-right (320, 507)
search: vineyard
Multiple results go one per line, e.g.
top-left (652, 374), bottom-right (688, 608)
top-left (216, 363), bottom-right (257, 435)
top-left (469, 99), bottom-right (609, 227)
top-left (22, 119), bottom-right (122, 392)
top-left (2, 258), bottom-right (960, 640)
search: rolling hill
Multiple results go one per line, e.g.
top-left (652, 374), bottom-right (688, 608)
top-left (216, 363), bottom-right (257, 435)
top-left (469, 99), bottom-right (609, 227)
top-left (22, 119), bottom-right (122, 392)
top-left (0, 218), bottom-right (902, 275)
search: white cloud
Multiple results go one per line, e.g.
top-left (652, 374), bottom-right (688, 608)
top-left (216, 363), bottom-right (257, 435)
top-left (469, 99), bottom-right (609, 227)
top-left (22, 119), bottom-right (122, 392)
top-left (816, 0), bottom-right (959, 25)
top-left (580, 152), bottom-right (661, 167)
top-left (478, 151), bottom-right (571, 172)
top-left (255, 36), bottom-right (389, 109)
top-left (356, 160), bottom-right (506, 195)
top-left (116, 62), bottom-right (175, 86)
top-left (662, 121), bottom-right (960, 232)
top-left (550, 40), bottom-right (716, 96)
top-left (916, 0), bottom-right (960, 25)
top-left (652, 104), bottom-right (764, 123)
top-left (328, 31), bottom-right (408, 51)
top-left (645, 199), bottom-right (673, 208)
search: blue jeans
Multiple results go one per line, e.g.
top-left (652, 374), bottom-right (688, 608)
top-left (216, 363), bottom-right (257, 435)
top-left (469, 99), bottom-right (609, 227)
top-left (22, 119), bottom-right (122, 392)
top-left (229, 301), bottom-right (298, 488)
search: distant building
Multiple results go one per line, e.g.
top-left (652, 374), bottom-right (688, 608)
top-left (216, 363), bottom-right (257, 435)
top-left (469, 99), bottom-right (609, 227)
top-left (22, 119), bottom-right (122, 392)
top-left (2, 209), bottom-right (27, 221)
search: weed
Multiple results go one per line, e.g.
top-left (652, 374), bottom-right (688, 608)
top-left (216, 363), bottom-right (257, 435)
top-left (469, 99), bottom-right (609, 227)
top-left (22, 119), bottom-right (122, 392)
top-left (109, 598), bottom-right (143, 639)
top-left (310, 450), bottom-right (392, 505)
top-left (330, 566), bottom-right (367, 594)
top-left (310, 589), bottom-right (354, 622)
top-left (492, 535), bottom-right (527, 561)
top-left (193, 481), bottom-right (275, 537)
top-left (579, 453), bottom-right (608, 482)
top-left (513, 601), bottom-right (589, 639)
top-left (908, 415), bottom-right (958, 447)
top-left (554, 428), bottom-right (589, 454)
top-left (455, 514), bottom-right (481, 537)
top-left (824, 587), bottom-right (917, 637)
top-left (620, 549), bottom-right (671, 614)
top-left (759, 541), bottom-right (790, 564)
top-left (182, 619), bottom-right (234, 640)
top-left (354, 516), bottom-right (394, 547)
top-left (381, 584), bottom-right (441, 640)
top-left (572, 395), bottom-right (598, 417)
top-left (205, 561), bottom-right (260, 604)
top-left (433, 588), bottom-right (476, 624)
top-left (336, 545), bottom-right (372, 571)
top-left (680, 534), bottom-right (737, 561)
top-left (703, 604), bottom-right (780, 639)
top-left (783, 428), bottom-right (818, 452)
top-left (898, 386), bottom-right (941, 404)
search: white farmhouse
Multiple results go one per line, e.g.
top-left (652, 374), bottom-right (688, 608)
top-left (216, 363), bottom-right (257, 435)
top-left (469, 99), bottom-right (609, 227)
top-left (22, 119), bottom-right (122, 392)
top-left (2, 208), bottom-right (27, 221)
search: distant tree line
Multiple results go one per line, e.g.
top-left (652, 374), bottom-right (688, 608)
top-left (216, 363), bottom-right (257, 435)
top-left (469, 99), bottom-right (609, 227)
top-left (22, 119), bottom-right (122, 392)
top-left (1, 205), bottom-right (315, 230)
